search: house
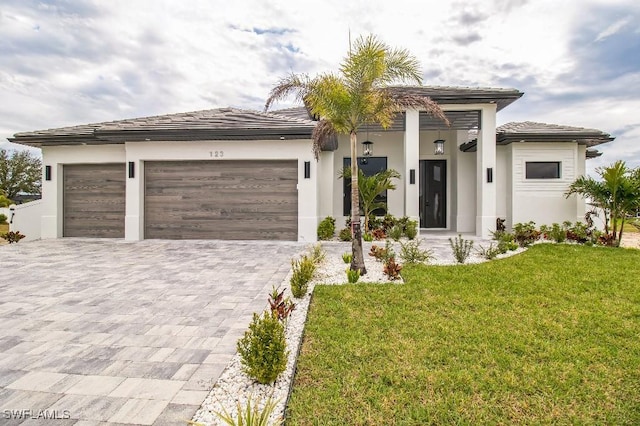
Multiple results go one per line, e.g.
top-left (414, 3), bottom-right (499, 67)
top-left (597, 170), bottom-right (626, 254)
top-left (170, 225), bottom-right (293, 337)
top-left (9, 86), bottom-right (614, 242)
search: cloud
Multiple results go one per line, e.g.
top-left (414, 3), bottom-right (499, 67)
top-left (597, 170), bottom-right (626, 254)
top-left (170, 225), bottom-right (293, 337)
top-left (594, 17), bottom-right (632, 42)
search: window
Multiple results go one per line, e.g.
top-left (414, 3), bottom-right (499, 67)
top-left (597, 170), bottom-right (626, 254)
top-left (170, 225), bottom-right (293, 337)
top-left (343, 157), bottom-right (387, 216)
top-left (525, 161), bottom-right (561, 179)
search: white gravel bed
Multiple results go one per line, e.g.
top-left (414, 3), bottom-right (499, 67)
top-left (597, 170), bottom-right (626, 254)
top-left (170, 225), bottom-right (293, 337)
top-left (191, 240), bottom-right (526, 425)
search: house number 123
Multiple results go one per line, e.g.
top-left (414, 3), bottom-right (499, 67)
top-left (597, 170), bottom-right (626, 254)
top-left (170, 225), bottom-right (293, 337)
top-left (209, 151), bottom-right (224, 158)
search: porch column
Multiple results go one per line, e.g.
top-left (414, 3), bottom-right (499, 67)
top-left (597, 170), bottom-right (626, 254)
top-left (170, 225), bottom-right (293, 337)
top-left (576, 145), bottom-right (587, 222)
top-left (476, 104), bottom-right (497, 238)
top-left (404, 109), bottom-right (420, 222)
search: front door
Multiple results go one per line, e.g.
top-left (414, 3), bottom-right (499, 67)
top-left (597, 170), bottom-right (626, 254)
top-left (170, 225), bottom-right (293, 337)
top-left (419, 160), bottom-right (447, 228)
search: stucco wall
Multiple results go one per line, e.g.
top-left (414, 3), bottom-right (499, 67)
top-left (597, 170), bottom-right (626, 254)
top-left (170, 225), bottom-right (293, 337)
top-left (510, 142), bottom-right (581, 227)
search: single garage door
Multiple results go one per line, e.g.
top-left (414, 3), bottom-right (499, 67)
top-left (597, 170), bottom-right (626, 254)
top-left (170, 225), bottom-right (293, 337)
top-left (144, 160), bottom-right (298, 240)
top-left (63, 163), bottom-right (126, 238)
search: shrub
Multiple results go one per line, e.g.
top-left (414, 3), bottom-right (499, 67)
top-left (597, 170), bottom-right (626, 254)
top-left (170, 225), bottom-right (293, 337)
top-left (237, 311), bottom-right (288, 384)
top-left (383, 257), bottom-right (402, 280)
top-left (317, 216), bottom-right (336, 240)
top-left (369, 245), bottom-right (386, 262)
top-left (404, 220), bottom-right (418, 240)
top-left (381, 214), bottom-right (397, 231)
top-left (346, 268), bottom-right (360, 283)
top-left (476, 243), bottom-right (501, 260)
top-left (399, 239), bottom-right (433, 264)
top-left (389, 224), bottom-right (403, 241)
top-left (342, 252), bottom-right (352, 264)
top-left (368, 215), bottom-right (383, 231)
top-left (363, 233), bottom-right (373, 242)
top-left (567, 221), bottom-right (590, 243)
top-left (548, 223), bottom-right (567, 243)
top-left (268, 287), bottom-right (295, 322)
top-left (338, 228), bottom-right (352, 242)
top-left (214, 394), bottom-right (280, 426)
top-left (1, 231), bottom-right (25, 244)
top-left (371, 228), bottom-right (386, 240)
top-left (513, 221), bottom-right (540, 247)
top-left (308, 243), bottom-right (326, 264)
top-left (449, 234), bottom-right (473, 264)
top-left (290, 255), bottom-right (315, 298)
top-left (0, 213), bottom-right (7, 225)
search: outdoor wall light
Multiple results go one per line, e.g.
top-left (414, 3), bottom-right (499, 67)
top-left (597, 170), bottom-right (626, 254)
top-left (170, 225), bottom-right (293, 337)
top-left (45, 165), bottom-right (52, 181)
top-left (128, 162), bottom-right (135, 179)
top-left (362, 140), bottom-right (373, 157)
top-left (433, 139), bottom-right (445, 155)
top-left (304, 161), bottom-right (311, 179)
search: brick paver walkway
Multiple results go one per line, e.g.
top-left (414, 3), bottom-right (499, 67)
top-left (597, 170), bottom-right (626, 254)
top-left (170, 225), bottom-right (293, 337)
top-left (0, 239), bottom-right (302, 425)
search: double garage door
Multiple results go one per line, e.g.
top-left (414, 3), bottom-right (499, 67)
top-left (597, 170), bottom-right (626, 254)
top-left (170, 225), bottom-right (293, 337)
top-left (63, 160), bottom-right (298, 240)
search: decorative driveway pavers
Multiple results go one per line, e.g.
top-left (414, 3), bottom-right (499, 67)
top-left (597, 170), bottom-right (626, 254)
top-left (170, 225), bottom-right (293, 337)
top-left (0, 239), bottom-right (303, 425)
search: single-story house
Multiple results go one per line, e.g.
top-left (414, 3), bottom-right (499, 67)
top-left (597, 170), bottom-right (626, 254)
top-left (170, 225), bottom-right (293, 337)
top-left (9, 85), bottom-right (614, 242)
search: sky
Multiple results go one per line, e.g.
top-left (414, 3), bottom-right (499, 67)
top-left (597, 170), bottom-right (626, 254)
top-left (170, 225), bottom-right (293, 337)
top-left (1, 0), bottom-right (639, 174)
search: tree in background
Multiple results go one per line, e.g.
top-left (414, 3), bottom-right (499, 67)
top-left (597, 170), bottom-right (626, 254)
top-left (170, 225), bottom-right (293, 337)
top-left (566, 160), bottom-right (640, 246)
top-left (0, 149), bottom-right (42, 201)
top-left (265, 34), bottom-right (447, 273)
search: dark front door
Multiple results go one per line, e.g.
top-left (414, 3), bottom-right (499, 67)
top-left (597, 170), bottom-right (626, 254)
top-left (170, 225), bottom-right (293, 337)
top-left (419, 160), bottom-right (447, 228)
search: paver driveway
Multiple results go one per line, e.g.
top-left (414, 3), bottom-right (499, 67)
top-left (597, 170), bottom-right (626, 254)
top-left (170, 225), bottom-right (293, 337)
top-left (0, 239), bottom-right (302, 425)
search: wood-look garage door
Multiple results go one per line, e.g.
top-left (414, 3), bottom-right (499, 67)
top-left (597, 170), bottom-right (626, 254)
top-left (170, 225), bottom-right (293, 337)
top-left (63, 163), bottom-right (126, 238)
top-left (144, 160), bottom-right (298, 240)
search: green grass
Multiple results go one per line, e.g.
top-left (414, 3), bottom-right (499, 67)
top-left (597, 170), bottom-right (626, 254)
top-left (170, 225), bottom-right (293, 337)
top-left (0, 223), bottom-right (8, 234)
top-left (287, 245), bottom-right (640, 425)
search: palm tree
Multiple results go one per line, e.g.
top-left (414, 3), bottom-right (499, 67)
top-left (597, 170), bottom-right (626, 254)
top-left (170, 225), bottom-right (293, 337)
top-left (265, 34), bottom-right (448, 273)
top-left (340, 167), bottom-right (401, 232)
top-left (566, 160), bottom-right (640, 246)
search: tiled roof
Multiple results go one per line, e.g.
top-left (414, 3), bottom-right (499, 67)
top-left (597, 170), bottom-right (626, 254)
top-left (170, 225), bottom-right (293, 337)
top-left (12, 107), bottom-right (315, 140)
top-left (497, 121), bottom-right (614, 146)
top-left (497, 121), bottom-right (606, 135)
top-left (10, 85), bottom-right (524, 147)
top-left (389, 85), bottom-right (523, 111)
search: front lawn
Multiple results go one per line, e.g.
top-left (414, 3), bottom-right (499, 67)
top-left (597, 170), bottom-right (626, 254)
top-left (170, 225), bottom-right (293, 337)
top-left (287, 244), bottom-right (640, 425)
top-left (0, 223), bottom-right (8, 234)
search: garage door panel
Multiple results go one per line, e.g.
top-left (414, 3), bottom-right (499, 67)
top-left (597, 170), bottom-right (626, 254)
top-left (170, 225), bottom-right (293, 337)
top-left (63, 164), bottom-right (126, 238)
top-left (144, 160), bottom-right (298, 240)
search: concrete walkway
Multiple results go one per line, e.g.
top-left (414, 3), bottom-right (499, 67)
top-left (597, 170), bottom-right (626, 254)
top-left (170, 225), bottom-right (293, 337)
top-left (0, 239), bottom-right (302, 425)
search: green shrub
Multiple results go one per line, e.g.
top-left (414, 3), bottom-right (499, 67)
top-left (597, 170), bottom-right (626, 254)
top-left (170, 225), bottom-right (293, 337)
top-left (317, 216), bottom-right (336, 240)
top-left (215, 394), bottom-right (280, 426)
top-left (548, 223), bottom-right (567, 243)
top-left (338, 228), bottom-right (352, 241)
top-left (1, 231), bottom-right (25, 244)
top-left (0, 213), bottom-right (7, 224)
top-left (346, 268), bottom-right (360, 283)
top-left (342, 252), bottom-right (352, 264)
top-left (237, 311), bottom-right (288, 384)
top-left (476, 243), bottom-right (501, 260)
top-left (404, 220), bottom-right (418, 240)
top-left (308, 243), bottom-right (326, 264)
top-left (381, 214), bottom-right (397, 231)
top-left (0, 194), bottom-right (12, 208)
top-left (513, 221), bottom-right (540, 247)
top-left (449, 234), bottom-right (473, 264)
top-left (399, 239), bottom-right (433, 264)
top-left (290, 255), bottom-right (315, 298)
top-left (389, 224), bottom-right (403, 241)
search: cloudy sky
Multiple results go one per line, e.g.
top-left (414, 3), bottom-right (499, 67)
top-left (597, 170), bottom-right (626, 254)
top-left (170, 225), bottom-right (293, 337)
top-left (1, 0), bottom-right (639, 173)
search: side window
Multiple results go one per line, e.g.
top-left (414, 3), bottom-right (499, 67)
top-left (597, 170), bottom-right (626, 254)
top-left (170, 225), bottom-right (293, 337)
top-left (343, 157), bottom-right (388, 216)
top-left (525, 161), bottom-right (561, 179)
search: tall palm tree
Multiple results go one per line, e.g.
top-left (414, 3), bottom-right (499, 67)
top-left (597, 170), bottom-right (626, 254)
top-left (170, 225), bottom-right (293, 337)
top-left (265, 34), bottom-right (447, 273)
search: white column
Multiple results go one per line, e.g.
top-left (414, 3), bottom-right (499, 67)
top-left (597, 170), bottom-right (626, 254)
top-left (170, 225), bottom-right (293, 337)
top-left (404, 109), bottom-right (420, 222)
top-left (125, 147), bottom-right (144, 241)
top-left (576, 144), bottom-right (587, 222)
top-left (476, 104), bottom-right (497, 238)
